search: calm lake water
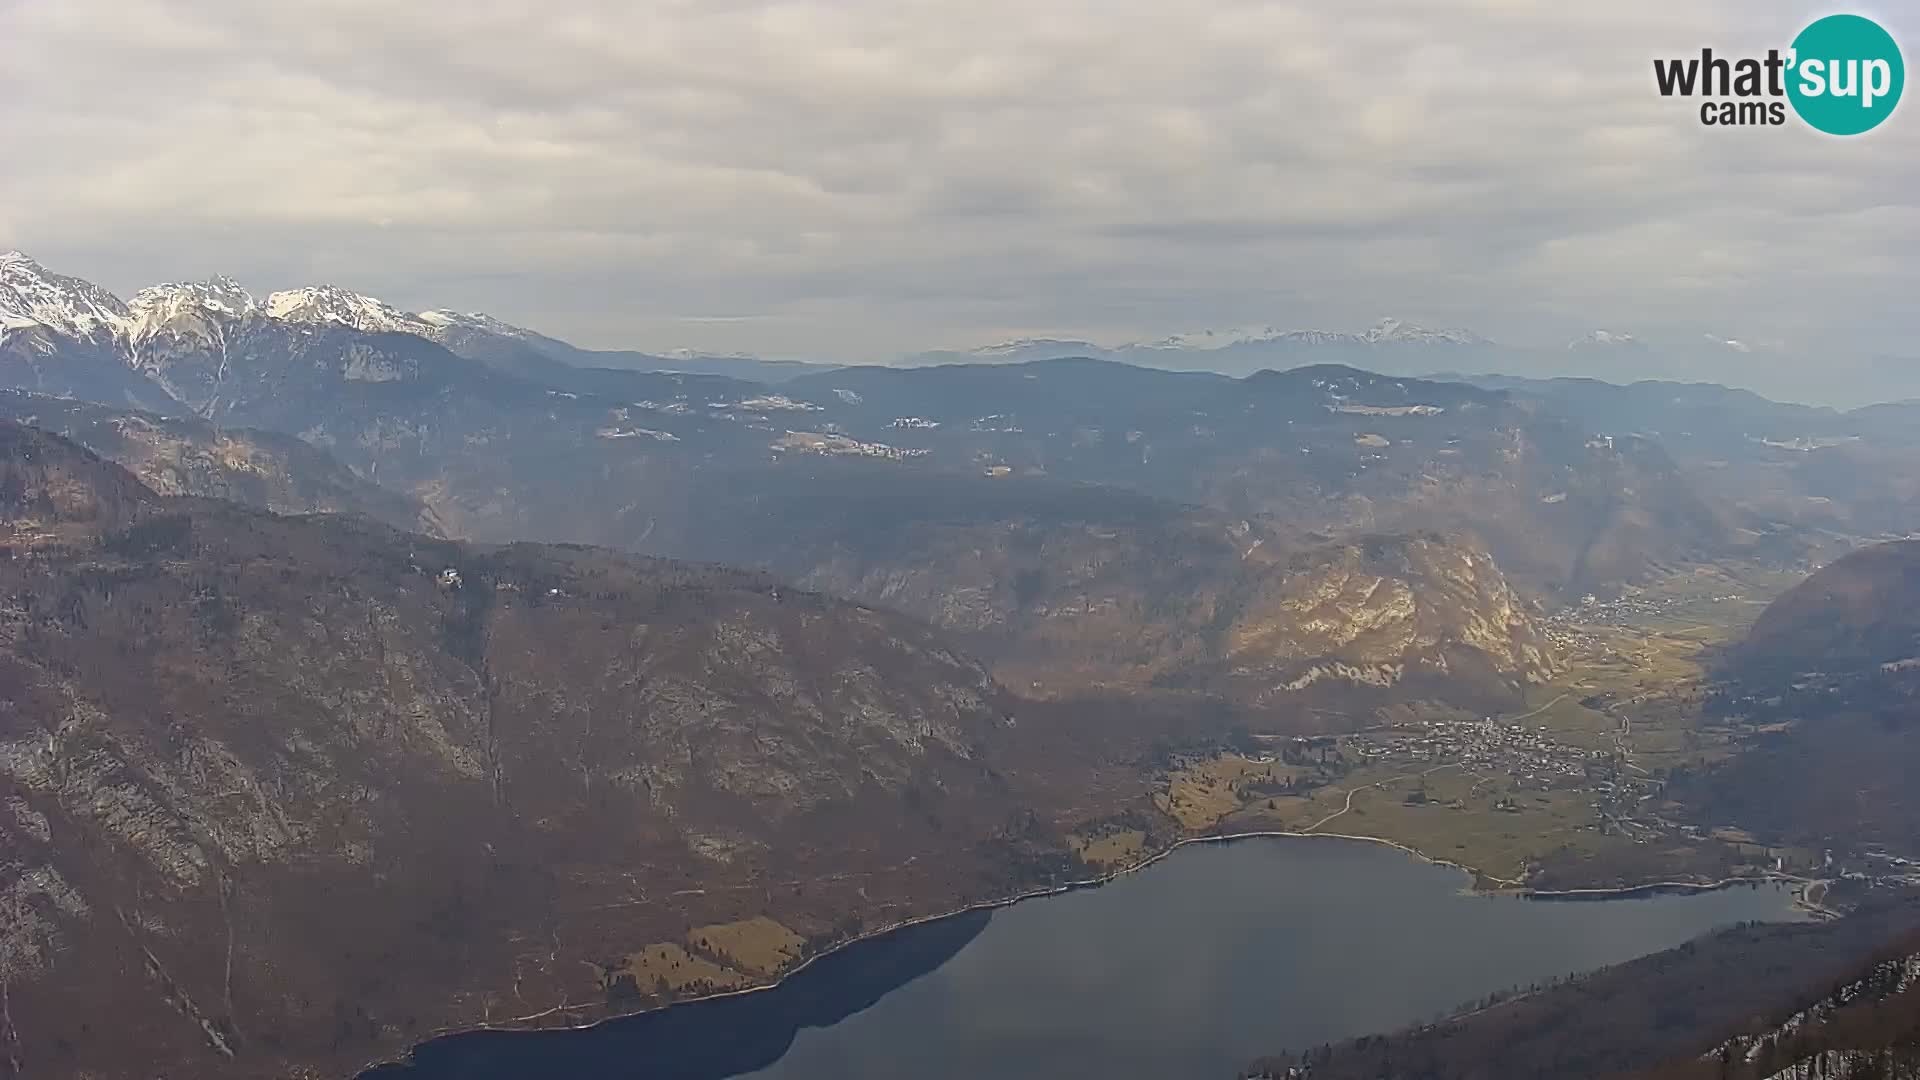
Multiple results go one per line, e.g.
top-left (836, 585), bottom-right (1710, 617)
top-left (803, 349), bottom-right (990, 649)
top-left (369, 837), bottom-right (1805, 1080)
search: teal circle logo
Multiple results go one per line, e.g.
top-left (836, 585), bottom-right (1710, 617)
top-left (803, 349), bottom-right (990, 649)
top-left (1787, 14), bottom-right (1904, 135)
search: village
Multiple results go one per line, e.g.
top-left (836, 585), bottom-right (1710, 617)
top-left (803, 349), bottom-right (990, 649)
top-left (1341, 709), bottom-right (1658, 829)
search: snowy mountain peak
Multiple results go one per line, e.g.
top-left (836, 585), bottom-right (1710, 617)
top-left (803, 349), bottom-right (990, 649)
top-left (1126, 318), bottom-right (1489, 353)
top-left (264, 285), bottom-right (431, 336)
top-left (968, 337), bottom-right (1098, 358)
top-left (417, 309), bottom-right (534, 340)
top-left (663, 346), bottom-right (757, 362)
top-left (1134, 326), bottom-right (1285, 352)
top-left (0, 250), bottom-right (131, 342)
top-left (1358, 317), bottom-right (1487, 346)
top-left (1569, 329), bottom-right (1643, 349)
top-left (123, 278), bottom-right (261, 348)
top-left (129, 278), bottom-right (258, 319)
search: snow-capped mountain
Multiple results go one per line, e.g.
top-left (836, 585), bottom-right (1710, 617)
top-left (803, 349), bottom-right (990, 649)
top-left (648, 347), bottom-right (721, 362)
top-left (264, 285), bottom-right (437, 336)
top-left (0, 255), bottom-right (550, 413)
top-left (0, 251), bottom-right (132, 345)
top-left (911, 318), bottom-right (1498, 376)
top-left (1259, 329), bottom-right (1355, 348)
top-left (899, 337), bottom-right (1103, 368)
top-left (1127, 319), bottom-right (1487, 355)
top-left (1356, 318), bottom-right (1487, 347)
top-left (124, 277), bottom-right (259, 346)
top-left (969, 338), bottom-right (1104, 360)
top-left (1568, 329), bottom-right (1644, 350)
top-left (0, 253), bottom-right (560, 361)
top-left (1130, 327), bottom-right (1286, 352)
top-left (2, 253), bottom-right (483, 347)
top-left (0, 252), bottom-right (179, 407)
top-left (418, 309), bottom-right (540, 341)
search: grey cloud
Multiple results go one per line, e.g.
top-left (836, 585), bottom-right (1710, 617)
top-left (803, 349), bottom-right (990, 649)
top-left (0, 0), bottom-right (1915, 400)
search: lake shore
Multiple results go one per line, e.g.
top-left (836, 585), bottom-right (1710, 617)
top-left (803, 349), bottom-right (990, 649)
top-left (354, 825), bottom-right (1808, 1078)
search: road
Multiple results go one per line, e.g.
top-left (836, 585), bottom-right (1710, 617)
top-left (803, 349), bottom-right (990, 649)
top-left (1506, 692), bottom-right (1571, 724)
top-left (1305, 762), bottom-right (1463, 833)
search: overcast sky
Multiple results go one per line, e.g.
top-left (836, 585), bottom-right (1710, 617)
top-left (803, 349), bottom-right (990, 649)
top-left (1, 0), bottom-right (1914, 390)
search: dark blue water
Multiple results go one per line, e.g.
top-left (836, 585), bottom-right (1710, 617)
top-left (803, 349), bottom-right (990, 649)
top-left (370, 836), bottom-right (1805, 1080)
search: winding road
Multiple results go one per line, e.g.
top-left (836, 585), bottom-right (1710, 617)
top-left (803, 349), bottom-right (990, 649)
top-left (1505, 692), bottom-right (1571, 724)
top-left (1304, 762), bottom-right (1464, 833)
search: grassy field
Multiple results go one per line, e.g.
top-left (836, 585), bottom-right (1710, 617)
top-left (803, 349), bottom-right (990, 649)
top-left (613, 942), bottom-right (752, 996)
top-left (1068, 829), bottom-right (1150, 867)
top-left (602, 914), bottom-right (812, 1000)
top-left (689, 916), bottom-right (808, 976)
top-left (1190, 757), bottom-right (1610, 884)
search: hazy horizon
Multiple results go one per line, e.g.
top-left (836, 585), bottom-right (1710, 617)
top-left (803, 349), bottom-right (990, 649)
top-left (3, 0), bottom-right (1914, 404)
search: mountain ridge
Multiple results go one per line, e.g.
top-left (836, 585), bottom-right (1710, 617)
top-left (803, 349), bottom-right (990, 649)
top-left (0, 418), bottom-right (1161, 1080)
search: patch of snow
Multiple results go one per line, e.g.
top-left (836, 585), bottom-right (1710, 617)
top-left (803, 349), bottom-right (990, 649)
top-left (772, 430), bottom-right (927, 461)
top-left (1329, 403), bottom-right (1445, 417)
top-left (597, 426), bottom-right (680, 441)
top-left (732, 394), bottom-right (819, 412)
top-left (1570, 329), bottom-right (1641, 348)
top-left (1133, 326), bottom-right (1287, 351)
top-left (416, 309), bottom-right (535, 339)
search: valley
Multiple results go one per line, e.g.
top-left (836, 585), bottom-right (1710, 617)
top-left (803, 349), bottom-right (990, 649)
top-left (4, 251), bottom-right (1920, 1080)
top-left (5, 2), bottom-right (1916, 1073)
top-left (1145, 565), bottom-right (1825, 889)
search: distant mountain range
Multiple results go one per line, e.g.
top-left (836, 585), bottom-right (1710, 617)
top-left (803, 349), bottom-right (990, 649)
top-left (6, 249), bottom-right (1884, 402)
top-left (1, 249), bottom-right (1902, 608)
top-left (902, 318), bottom-right (1498, 377)
top-left (897, 317), bottom-right (1833, 399)
top-left (0, 250), bottom-right (827, 387)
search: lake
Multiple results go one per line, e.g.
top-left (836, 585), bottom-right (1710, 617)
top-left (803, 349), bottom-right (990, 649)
top-left (368, 836), bottom-right (1806, 1080)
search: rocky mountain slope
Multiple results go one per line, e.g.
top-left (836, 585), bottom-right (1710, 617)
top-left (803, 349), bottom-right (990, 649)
top-left (784, 360), bottom-right (1740, 597)
top-left (1733, 540), bottom-right (1920, 685)
top-left (0, 391), bottom-right (441, 533)
top-left (0, 254), bottom-right (177, 410)
top-left (0, 421), bottom-right (1131, 1080)
top-left (672, 463), bottom-right (1553, 707)
top-left (1663, 542), bottom-right (1920, 854)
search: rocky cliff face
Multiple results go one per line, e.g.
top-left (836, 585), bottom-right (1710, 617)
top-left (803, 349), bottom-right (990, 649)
top-left (1223, 534), bottom-right (1552, 701)
top-left (0, 422), bottom-right (1087, 1080)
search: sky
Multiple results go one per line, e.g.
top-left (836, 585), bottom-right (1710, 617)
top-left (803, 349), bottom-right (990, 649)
top-left (1, 0), bottom-right (1915, 395)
